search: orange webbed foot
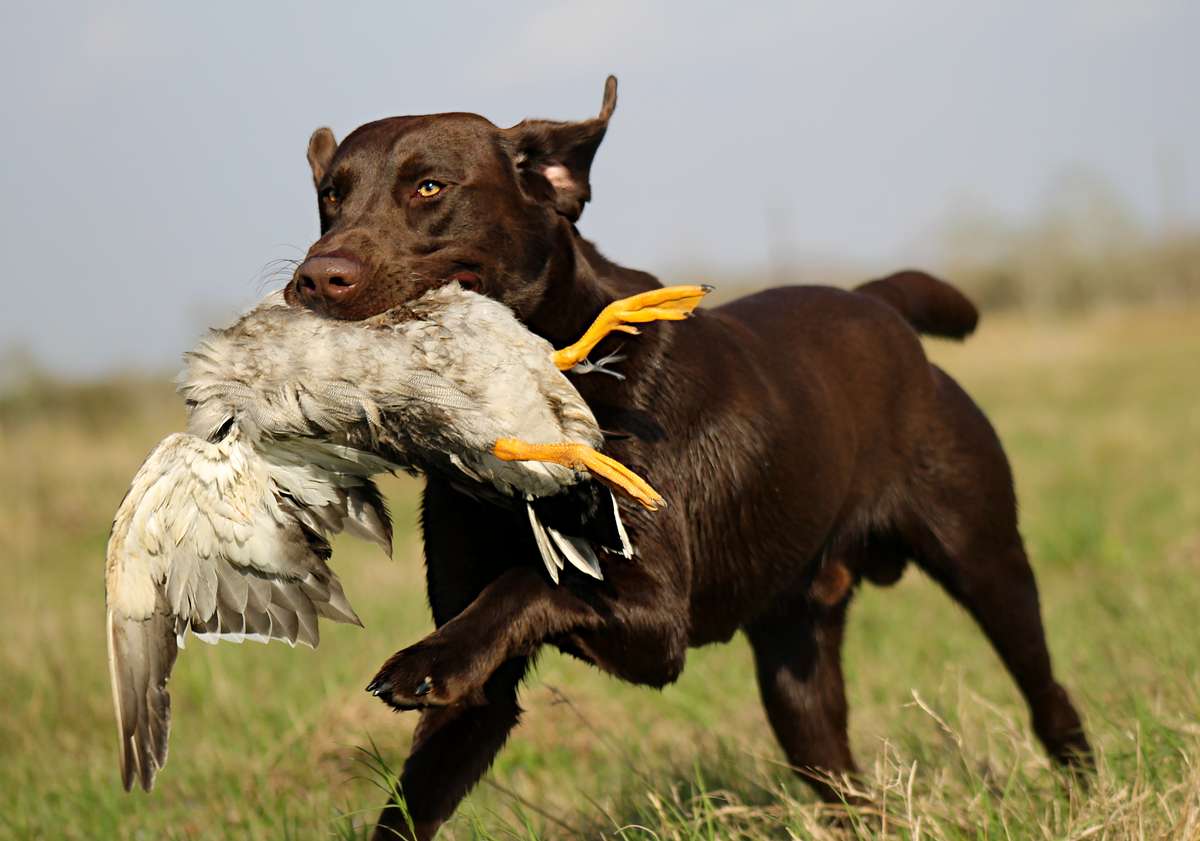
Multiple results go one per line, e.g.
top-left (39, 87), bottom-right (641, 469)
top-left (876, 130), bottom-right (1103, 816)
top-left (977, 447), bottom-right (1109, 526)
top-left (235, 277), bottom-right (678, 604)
top-left (551, 284), bottom-right (712, 372)
top-left (492, 438), bottom-right (665, 511)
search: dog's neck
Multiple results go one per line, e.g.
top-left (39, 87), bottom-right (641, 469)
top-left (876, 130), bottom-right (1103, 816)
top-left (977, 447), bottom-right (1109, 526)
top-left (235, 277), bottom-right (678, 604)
top-left (524, 223), bottom-right (657, 348)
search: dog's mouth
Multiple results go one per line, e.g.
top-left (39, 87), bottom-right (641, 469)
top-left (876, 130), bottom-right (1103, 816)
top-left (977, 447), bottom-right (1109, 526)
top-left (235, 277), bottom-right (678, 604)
top-left (282, 280), bottom-right (303, 309)
top-left (446, 269), bottom-right (482, 292)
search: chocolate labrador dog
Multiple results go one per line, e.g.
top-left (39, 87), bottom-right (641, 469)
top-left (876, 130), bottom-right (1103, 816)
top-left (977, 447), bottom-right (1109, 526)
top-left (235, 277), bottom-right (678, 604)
top-left (284, 77), bottom-right (1090, 840)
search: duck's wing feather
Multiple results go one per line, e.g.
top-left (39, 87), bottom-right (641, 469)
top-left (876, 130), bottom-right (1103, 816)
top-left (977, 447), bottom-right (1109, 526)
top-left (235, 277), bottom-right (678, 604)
top-left (106, 592), bottom-right (176, 795)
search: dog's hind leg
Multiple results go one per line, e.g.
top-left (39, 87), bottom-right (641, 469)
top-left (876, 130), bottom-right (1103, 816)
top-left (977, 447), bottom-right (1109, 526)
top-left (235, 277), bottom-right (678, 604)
top-left (904, 369), bottom-right (1091, 770)
top-left (745, 594), bottom-right (859, 803)
top-left (919, 538), bottom-right (1091, 769)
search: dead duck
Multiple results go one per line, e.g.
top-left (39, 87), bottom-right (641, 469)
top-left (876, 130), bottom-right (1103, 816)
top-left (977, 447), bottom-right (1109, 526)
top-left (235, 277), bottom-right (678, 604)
top-left (105, 282), bottom-right (708, 791)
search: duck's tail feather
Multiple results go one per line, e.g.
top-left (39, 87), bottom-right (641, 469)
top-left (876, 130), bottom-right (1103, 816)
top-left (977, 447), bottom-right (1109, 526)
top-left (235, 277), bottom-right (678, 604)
top-left (546, 526), bottom-right (604, 579)
top-left (525, 485), bottom-right (635, 583)
top-left (608, 489), bottom-right (633, 559)
top-left (526, 502), bottom-right (563, 584)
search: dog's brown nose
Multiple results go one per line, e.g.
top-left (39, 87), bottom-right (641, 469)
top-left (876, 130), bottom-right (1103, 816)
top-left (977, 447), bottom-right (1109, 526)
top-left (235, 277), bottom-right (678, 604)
top-left (294, 256), bottom-right (363, 307)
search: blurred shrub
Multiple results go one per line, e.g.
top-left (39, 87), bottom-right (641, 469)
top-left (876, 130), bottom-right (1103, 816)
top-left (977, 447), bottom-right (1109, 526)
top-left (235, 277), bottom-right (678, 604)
top-left (937, 168), bottom-right (1200, 313)
top-left (0, 364), bottom-right (178, 432)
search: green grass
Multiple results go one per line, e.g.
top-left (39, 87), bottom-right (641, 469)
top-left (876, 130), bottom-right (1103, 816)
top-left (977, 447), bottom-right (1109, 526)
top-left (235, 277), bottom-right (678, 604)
top-left (2, 306), bottom-right (1199, 839)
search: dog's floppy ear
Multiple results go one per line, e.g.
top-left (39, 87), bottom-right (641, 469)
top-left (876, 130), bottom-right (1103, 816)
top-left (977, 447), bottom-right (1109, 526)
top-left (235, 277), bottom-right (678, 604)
top-left (307, 128), bottom-right (338, 187)
top-left (503, 75), bottom-right (617, 222)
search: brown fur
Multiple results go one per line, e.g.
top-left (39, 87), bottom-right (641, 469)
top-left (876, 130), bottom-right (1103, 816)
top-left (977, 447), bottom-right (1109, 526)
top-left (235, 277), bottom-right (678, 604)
top-left (285, 77), bottom-right (1091, 841)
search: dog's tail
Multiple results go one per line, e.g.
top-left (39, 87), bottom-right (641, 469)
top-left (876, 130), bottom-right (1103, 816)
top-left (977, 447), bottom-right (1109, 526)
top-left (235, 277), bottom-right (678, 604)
top-left (854, 270), bottom-right (979, 340)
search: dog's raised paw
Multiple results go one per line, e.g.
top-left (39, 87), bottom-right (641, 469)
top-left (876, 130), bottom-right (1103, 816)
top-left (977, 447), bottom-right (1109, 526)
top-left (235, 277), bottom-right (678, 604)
top-left (366, 643), bottom-right (487, 711)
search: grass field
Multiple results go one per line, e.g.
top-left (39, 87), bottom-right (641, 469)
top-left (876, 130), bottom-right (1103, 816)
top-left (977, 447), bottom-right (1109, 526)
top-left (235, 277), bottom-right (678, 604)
top-left (2, 304), bottom-right (1198, 840)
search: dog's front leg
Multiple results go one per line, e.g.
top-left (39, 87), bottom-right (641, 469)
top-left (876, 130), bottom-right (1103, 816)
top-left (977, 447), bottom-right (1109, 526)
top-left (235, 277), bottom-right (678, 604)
top-left (367, 566), bottom-right (602, 709)
top-left (371, 657), bottom-right (530, 841)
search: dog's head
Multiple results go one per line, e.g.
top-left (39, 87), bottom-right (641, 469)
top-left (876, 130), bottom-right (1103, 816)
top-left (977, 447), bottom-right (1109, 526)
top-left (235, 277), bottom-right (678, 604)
top-left (285, 77), bottom-right (618, 322)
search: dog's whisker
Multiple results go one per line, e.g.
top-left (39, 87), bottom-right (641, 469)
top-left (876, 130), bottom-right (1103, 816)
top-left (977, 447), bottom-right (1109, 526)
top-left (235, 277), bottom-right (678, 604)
top-left (252, 256), bottom-right (304, 293)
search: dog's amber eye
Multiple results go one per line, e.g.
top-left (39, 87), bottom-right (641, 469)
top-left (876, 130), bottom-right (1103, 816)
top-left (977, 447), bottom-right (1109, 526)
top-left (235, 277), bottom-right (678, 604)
top-left (416, 180), bottom-right (444, 198)
top-left (320, 186), bottom-right (340, 205)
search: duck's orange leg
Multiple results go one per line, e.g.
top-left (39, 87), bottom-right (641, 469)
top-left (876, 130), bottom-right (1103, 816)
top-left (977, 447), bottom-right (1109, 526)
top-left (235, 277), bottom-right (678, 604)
top-left (550, 284), bottom-right (712, 371)
top-left (492, 438), bottom-right (665, 511)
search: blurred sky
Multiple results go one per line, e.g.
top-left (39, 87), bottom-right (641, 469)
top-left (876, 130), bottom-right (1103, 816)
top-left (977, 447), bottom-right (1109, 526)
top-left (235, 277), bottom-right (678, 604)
top-left (2, 0), bottom-right (1197, 376)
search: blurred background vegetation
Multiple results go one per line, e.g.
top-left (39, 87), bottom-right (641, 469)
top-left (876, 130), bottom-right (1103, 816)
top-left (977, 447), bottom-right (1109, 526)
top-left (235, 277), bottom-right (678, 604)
top-left (689, 167), bottom-right (1200, 314)
top-left (934, 169), bottom-right (1200, 312)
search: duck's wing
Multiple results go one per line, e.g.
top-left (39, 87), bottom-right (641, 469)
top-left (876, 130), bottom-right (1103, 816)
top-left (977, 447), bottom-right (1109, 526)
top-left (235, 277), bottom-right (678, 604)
top-left (104, 431), bottom-right (369, 792)
top-left (260, 437), bottom-right (394, 554)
